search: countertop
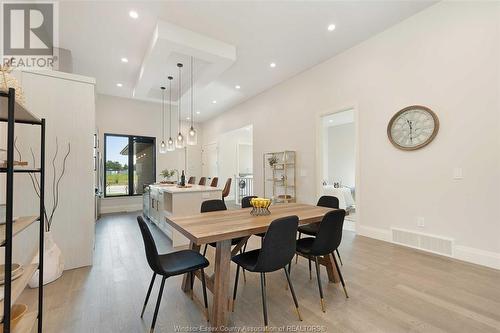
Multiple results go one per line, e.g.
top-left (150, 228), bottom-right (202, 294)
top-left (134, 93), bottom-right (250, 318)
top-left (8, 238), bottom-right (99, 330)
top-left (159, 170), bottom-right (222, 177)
top-left (149, 184), bottom-right (222, 194)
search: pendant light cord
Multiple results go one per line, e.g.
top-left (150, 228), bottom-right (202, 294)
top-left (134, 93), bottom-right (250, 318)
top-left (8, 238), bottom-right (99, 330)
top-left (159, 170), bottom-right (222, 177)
top-left (191, 56), bottom-right (194, 127)
top-left (161, 87), bottom-right (165, 140)
top-left (178, 64), bottom-right (182, 134)
top-left (168, 77), bottom-right (172, 138)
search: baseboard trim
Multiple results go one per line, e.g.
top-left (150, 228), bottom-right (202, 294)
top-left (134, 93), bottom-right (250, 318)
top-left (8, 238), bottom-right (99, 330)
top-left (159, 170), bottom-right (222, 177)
top-left (454, 245), bottom-right (500, 270)
top-left (100, 204), bottom-right (142, 214)
top-left (356, 225), bottom-right (500, 270)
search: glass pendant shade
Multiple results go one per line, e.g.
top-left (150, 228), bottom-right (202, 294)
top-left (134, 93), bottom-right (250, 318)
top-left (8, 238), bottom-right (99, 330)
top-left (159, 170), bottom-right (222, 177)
top-left (187, 126), bottom-right (197, 146)
top-left (167, 137), bottom-right (175, 151)
top-left (159, 140), bottom-right (167, 154)
top-left (176, 132), bottom-right (184, 149)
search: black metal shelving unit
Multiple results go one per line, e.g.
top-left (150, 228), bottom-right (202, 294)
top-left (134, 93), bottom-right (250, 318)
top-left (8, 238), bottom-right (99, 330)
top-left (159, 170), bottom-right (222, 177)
top-left (1, 88), bottom-right (44, 333)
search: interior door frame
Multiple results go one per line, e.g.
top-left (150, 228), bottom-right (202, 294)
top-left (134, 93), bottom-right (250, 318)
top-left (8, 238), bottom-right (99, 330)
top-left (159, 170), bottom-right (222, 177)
top-left (315, 103), bottom-right (360, 232)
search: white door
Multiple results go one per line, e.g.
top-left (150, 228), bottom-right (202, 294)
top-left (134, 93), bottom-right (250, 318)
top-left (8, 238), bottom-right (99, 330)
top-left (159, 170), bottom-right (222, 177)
top-left (202, 143), bottom-right (218, 178)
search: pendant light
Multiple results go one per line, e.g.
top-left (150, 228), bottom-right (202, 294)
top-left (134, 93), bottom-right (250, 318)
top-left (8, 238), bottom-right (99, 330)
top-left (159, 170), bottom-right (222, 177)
top-left (187, 56), bottom-right (197, 145)
top-left (159, 86), bottom-right (167, 154)
top-left (167, 76), bottom-right (175, 152)
top-left (176, 63), bottom-right (185, 149)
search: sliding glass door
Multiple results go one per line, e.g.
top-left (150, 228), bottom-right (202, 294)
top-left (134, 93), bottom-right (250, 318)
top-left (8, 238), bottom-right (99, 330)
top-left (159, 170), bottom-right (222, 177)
top-left (104, 134), bottom-right (156, 197)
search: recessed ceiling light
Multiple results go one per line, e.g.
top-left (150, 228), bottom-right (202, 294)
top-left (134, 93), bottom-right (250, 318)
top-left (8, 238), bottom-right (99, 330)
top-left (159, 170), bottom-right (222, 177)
top-left (327, 24), bottom-right (336, 32)
top-left (270, 62), bottom-right (276, 68)
top-left (329, 119), bottom-right (333, 123)
top-left (212, 100), bottom-right (217, 104)
top-left (129, 10), bottom-right (138, 19)
top-left (235, 85), bottom-right (241, 89)
top-left (186, 117), bottom-right (191, 120)
top-left (121, 57), bottom-right (128, 63)
top-left (196, 111), bottom-right (201, 115)
top-left (116, 83), bottom-right (123, 87)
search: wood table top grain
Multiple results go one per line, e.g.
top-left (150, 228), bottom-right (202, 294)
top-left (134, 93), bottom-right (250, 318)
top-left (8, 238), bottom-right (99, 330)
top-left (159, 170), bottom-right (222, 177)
top-left (165, 203), bottom-right (333, 244)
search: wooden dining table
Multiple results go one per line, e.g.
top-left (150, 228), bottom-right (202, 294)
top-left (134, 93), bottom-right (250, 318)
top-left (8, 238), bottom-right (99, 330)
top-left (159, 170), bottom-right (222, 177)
top-left (165, 203), bottom-right (340, 330)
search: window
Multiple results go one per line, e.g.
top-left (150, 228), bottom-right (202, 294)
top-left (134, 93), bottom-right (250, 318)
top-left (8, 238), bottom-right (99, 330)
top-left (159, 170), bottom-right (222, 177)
top-left (104, 134), bottom-right (156, 197)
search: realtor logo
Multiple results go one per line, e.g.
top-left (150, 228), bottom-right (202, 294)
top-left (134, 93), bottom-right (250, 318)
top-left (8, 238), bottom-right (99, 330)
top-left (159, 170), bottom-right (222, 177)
top-left (1, 2), bottom-right (58, 69)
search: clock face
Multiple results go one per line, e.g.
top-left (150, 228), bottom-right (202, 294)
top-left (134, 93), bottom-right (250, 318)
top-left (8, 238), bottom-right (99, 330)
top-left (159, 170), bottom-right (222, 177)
top-left (388, 106), bottom-right (439, 150)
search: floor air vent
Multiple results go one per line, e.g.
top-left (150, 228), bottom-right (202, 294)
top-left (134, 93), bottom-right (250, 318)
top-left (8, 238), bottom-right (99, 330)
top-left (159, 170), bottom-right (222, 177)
top-left (391, 228), bottom-right (454, 256)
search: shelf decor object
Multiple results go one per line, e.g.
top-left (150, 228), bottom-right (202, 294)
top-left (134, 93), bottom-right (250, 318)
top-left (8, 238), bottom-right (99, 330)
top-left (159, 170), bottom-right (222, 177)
top-left (1, 87), bottom-right (45, 333)
top-left (187, 56), bottom-right (197, 146)
top-left (167, 76), bottom-right (175, 152)
top-left (0, 60), bottom-right (26, 108)
top-left (175, 63), bottom-right (185, 149)
top-left (249, 197), bottom-right (271, 216)
top-left (263, 150), bottom-right (296, 203)
top-left (159, 86), bottom-right (167, 154)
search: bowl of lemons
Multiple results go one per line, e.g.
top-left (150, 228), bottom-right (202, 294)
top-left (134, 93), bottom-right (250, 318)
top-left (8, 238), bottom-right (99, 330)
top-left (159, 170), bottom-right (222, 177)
top-left (250, 197), bottom-right (272, 216)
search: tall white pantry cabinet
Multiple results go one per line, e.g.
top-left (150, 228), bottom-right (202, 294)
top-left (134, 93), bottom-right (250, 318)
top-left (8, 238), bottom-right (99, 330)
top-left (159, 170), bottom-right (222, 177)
top-left (0, 70), bottom-right (96, 270)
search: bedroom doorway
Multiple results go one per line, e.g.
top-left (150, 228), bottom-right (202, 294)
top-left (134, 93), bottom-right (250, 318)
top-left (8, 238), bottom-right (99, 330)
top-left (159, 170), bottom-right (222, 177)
top-left (319, 108), bottom-right (357, 226)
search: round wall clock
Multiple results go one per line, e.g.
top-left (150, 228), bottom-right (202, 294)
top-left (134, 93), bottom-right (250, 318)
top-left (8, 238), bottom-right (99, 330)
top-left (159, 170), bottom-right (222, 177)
top-left (387, 105), bottom-right (439, 151)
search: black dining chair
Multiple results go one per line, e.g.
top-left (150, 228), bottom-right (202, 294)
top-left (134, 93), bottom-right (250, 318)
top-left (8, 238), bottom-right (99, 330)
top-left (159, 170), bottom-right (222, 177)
top-left (137, 216), bottom-right (210, 332)
top-left (296, 196), bottom-right (343, 277)
top-left (295, 209), bottom-right (348, 313)
top-left (200, 200), bottom-right (246, 256)
top-left (241, 196), bottom-right (265, 239)
top-left (232, 215), bottom-right (302, 329)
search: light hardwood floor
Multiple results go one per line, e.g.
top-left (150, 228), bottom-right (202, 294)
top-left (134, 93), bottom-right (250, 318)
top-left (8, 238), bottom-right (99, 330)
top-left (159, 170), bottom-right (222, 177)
top-left (20, 212), bottom-right (500, 333)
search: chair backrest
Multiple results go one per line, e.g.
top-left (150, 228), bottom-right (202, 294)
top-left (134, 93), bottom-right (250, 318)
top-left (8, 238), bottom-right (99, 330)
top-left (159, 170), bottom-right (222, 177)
top-left (201, 199), bottom-right (227, 213)
top-left (137, 216), bottom-right (162, 273)
top-left (199, 177), bottom-right (206, 186)
top-left (188, 176), bottom-right (196, 184)
top-left (317, 195), bottom-right (339, 209)
top-left (253, 215), bottom-right (299, 272)
top-left (210, 177), bottom-right (219, 187)
top-left (311, 209), bottom-right (345, 256)
top-left (222, 178), bottom-right (232, 198)
top-left (241, 196), bottom-right (257, 208)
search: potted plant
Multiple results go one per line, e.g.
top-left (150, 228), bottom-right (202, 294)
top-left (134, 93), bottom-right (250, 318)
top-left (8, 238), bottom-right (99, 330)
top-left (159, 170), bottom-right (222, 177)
top-left (160, 169), bottom-right (178, 183)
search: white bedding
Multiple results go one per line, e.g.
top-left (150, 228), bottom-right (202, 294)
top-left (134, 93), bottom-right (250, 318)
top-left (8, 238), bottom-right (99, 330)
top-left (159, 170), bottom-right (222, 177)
top-left (322, 186), bottom-right (355, 210)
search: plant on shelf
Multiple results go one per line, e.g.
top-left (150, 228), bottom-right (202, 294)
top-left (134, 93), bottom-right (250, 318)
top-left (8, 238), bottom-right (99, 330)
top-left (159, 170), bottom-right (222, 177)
top-left (268, 155), bottom-right (278, 167)
top-left (15, 137), bottom-right (70, 287)
top-left (161, 168), bottom-right (178, 182)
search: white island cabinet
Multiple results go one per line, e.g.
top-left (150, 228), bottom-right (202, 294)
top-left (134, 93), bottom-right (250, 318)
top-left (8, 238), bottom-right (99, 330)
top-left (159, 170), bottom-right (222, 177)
top-left (147, 184), bottom-right (222, 247)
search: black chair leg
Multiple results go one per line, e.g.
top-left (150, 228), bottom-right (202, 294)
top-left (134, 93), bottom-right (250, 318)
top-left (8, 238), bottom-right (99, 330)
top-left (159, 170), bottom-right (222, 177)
top-left (203, 244), bottom-right (208, 257)
top-left (308, 257), bottom-right (312, 280)
top-left (295, 232), bottom-right (302, 264)
top-left (232, 264), bottom-right (240, 312)
top-left (200, 268), bottom-right (209, 321)
top-left (336, 249), bottom-right (343, 266)
top-left (150, 276), bottom-right (166, 333)
top-left (190, 271), bottom-right (195, 299)
top-left (283, 268), bottom-right (302, 321)
top-left (141, 273), bottom-right (156, 318)
top-left (239, 248), bottom-right (247, 283)
top-left (260, 273), bottom-right (268, 329)
top-left (332, 253), bottom-right (348, 298)
top-left (314, 257), bottom-right (325, 313)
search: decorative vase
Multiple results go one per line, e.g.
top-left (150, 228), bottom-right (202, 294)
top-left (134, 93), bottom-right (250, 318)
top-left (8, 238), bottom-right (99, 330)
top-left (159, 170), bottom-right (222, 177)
top-left (28, 231), bottom-right (64, 288)
top-left (0, 62), bottom-right (26, 106)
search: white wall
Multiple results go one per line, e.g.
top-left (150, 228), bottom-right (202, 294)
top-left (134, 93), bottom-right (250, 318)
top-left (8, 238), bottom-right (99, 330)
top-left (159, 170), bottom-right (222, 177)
top-left (326, 122), bottom-right (355, 187)
top-left (96, 94), bottom-right (202, 213)
top-left (1, 70), bottom-right (96, 270)
top-left (202, 2), bottom-right (500, 269)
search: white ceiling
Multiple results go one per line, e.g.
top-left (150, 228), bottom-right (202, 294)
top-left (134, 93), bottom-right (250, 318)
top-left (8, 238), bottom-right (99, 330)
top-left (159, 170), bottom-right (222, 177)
top-left (59, 1), bottom-right (435, 122)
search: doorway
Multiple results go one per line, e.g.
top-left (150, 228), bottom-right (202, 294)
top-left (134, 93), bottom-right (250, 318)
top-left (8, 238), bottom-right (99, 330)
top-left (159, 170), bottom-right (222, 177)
top-left (318, 109), bottom-right (357, 225)
top-left (201, 143), bottom-right (218, 180)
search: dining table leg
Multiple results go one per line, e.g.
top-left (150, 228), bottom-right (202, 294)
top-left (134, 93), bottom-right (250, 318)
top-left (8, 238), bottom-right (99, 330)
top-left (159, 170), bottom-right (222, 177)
top-left (322, 253), bottom-right (340, 283)
top-left (211, 239), bottom-right (232, 330)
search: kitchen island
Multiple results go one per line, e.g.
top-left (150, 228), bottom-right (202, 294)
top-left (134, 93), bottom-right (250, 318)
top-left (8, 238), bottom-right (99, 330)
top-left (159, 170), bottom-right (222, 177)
top-left (146, 184), bottom-right (222, 247)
